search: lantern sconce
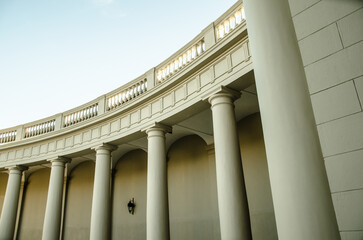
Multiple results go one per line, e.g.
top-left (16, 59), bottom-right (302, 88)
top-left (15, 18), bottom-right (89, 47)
top-left (128, 198), bottom-right (135, 215)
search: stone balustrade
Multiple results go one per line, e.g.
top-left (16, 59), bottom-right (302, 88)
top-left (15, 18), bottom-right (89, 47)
top-left (24, 119), bottom-right (56, 138)
top-left (107, 79), bottom-right (147, 111)
top-left (0, 130), bottom-right (17, 143)
top-left (156, 39), bottom-right (205, 83)
top-left (0, 2), bottom-right (245, 145)
top-left (64, 103), bottom-right (99, 127)
top-left (216, 6), bottom-right (246, 40)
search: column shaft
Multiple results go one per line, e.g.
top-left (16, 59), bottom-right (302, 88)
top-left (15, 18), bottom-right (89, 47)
top-left (146, 125), bottom-right (170, 240)
top-left (243, 0), bottom-right (340, 239)
top-left (42, 158), bottom-right (69, 240)
top-left (209, 91), bottom-right (251, 240)
top-left (90, 144), bottom-right (115, 240)
top-left (59, 176), bottom-right (68, 240)
top-left (13, 180), bottom-right (25, 240)
top-left (0, 166), bottom-right (26, 240)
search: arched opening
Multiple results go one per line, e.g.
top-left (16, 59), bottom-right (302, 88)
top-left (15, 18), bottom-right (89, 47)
top-left (63, 161), bottom-right (95, 240)
top-left (167, 135), bottom-right (220, 240)
top-left (17, 168), bottom-right (50, 240)
top-left (112, 149), bottom-right (147, 239)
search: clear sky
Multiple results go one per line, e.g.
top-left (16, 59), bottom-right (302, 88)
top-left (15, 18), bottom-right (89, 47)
top-left (0, 0), bottom-right (237, 129)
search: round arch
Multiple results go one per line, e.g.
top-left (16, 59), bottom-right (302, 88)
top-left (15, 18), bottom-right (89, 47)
top-left (167, 134), bottom-right (220, 240)
top-left (17, 168), bottom-right (50, 240)
top-left (112, 149), bottom-right (147, 239)
top-left (63, 160), bottom-right (95, 240)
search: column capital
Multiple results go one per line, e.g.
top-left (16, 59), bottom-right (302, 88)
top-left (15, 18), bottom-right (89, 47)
top-left (207, 86), bottom-right (241, 107)
top-left (143, 122), bottom-right (172, 135)
top-left (202, 86), bottom-right (241, 103)
top-left (92, 143), bottom-right (117, 152)
top-left (48, 156), bottom-right (71, 164)
top-left (6, 165), bottom-right (28, 173)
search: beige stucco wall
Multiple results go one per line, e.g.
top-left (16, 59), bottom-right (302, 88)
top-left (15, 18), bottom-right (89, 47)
top-left (112, 150), bottom-right (147, 239)
top-left (237, 113), bottom-right (278, 240)
top-left (0, 173), bottom-right (8, 217)
top-left (17, 168), bottom-right (50, 240)
top-left (63, 161), bottom-right (94, 240)
top-left (287, 1), bottom-right (363, 238)
top-left (167, 135), bottom-right (220, 240)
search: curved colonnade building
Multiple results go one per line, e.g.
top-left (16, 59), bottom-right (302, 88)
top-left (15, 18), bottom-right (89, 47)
top-left (0, 0), bottom-right (362, 239)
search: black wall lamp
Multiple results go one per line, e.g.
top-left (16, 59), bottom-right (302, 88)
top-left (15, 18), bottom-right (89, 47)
top-left (128, 198), bottom-right (135, 215)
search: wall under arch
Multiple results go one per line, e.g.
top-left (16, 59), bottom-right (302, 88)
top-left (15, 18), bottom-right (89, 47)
top-left (112, 149), bottom-right (147, 239)
top-left (237, 113), bottom-right (278, 240)
top-left (167, 135), bottom-right (220, 240)
top-left (63, 161), bottom-right (95, 240)
top-left (17, 168), bottom-right (50, 240)
top-left (0, 172), bottom-right (8, 217)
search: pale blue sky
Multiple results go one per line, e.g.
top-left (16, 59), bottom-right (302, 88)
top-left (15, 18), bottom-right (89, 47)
top-left (0, 0), bottom-right (236, 129)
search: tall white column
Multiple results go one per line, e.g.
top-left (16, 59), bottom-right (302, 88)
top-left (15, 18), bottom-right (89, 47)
top-left (243, 0), bottom-right (340, 239)
top-left (208, 88), bottom-right (251, 240)
top-left (42, 157), bottom-right (70, 240)
top-left (145, 124), bottom-right (171, 240)
top-left (0, 166), bottom-right (27, 240)
top-left (90, 143), bottom-right (116, 240)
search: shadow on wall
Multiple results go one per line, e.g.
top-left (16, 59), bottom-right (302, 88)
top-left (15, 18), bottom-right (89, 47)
top-left (237, 113), bottom-right (278, 240)
top-left (63, 161), bottom-right (95, 240)
top-left (112, 149), bottom-right (147, 240)
top-left (167, 135), bottom-right (221, 240)
top-left (0, 173), bottom-right (9, 217)
top-left (17, 168), bottom-right (50, 240)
